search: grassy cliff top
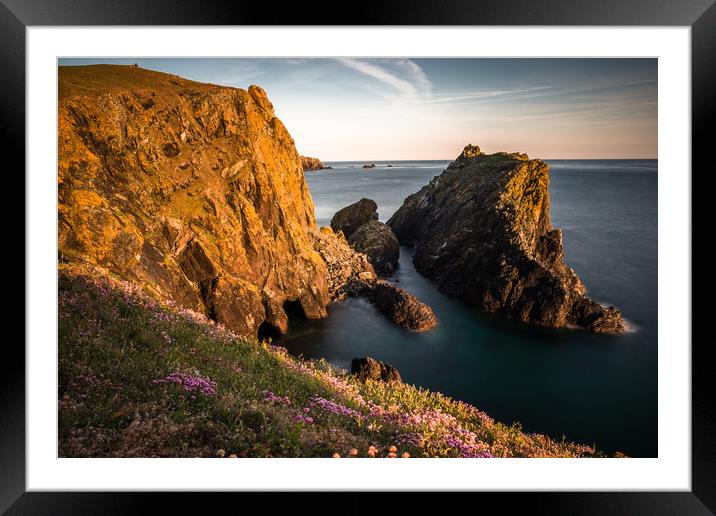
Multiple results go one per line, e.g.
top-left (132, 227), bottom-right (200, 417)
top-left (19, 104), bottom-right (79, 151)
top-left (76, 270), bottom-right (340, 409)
top-left (58, 263), bottom-right (607, 458)
top-left (58, 64), bottom-right (226, 100)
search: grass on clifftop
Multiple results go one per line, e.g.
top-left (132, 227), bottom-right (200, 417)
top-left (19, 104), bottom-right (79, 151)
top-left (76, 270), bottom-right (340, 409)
top-left (59, 264), bottom-right (605, 458)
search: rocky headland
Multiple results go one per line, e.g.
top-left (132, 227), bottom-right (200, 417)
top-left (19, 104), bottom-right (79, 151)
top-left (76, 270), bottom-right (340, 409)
top-left (388, 144), bottom-right (624, 333)
top-left (300, 155), bottom-right (329, 171)
top-left (57, 64), bottom-right (430, 338)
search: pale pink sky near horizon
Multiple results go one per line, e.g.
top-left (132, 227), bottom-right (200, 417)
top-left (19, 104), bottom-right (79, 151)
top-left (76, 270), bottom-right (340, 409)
top-left (60, 57), bottom-right (658, 160)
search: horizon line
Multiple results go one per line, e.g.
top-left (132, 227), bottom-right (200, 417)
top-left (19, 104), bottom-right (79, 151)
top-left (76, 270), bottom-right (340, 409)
top-left (318, 157), bottom-right (658, 162)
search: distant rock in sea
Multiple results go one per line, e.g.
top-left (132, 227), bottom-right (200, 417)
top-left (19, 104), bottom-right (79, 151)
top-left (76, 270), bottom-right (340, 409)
top-left (362, 163), bottom-right (376, 169)
top-left (388, 144), bottom-right (624, 333)
top-left (300, 155), bottom-right (329, 171)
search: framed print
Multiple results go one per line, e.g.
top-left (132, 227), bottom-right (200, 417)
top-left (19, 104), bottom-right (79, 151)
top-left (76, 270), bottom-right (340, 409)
top-left (5, 0), bottom-right (710, 512)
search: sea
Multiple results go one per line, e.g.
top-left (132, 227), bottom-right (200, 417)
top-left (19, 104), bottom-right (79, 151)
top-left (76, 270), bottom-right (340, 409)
top-left (278, 159), bottom-right (658, 457)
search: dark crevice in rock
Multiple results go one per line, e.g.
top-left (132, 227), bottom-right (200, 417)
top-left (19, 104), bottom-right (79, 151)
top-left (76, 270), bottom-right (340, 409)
top-left (258, 298), bottom-right (307, 341)
top-left (199, 276), bottom-right (219, 322)
top-left (283, 299), bottom-right (307, 320)
top-left (257, 319), bottom-right (283, 341)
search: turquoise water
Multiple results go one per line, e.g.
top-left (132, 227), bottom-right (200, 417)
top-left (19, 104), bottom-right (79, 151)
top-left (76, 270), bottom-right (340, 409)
top-left (280, 159), bottom-right (658, 457)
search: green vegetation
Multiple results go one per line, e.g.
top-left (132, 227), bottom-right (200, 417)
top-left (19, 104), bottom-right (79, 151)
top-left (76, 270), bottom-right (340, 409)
top-left (59, 263), bottom-right (605, 458)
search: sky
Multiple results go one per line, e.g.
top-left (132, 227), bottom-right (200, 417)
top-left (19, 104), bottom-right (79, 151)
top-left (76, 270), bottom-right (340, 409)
top-left (59, 58), bottom-right (657, 160)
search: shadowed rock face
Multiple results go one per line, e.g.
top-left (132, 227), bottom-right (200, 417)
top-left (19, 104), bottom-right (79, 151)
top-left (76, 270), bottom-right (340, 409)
top-left (388, 144), bottom-right (624, 333)
top-left (351, 357), bottom-right (402, 383)
top-left (348, 220), bottom-right (400, 275)
top-left (58, 64), bottom-right (334, 339)
top-left (330, 198), bottom-right (378, 238)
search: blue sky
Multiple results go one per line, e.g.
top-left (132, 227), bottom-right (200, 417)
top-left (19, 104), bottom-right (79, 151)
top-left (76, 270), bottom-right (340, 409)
top-left (59, 58), bottom-right (657, 160)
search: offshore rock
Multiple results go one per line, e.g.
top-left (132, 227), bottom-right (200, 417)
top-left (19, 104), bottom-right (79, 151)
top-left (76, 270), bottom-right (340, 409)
top-left (387, 144), bottom-right (624, 333)
top-left (357, 280), bottom-right (437, 332)
top-left (329, 198), bottom-right (378, 238)
top-left (347, 220), bottom-right (400, 275)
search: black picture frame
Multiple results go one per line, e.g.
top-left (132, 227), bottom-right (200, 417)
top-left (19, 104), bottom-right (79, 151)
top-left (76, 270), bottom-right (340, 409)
top-left (4, 0), bottom-right (709, 512)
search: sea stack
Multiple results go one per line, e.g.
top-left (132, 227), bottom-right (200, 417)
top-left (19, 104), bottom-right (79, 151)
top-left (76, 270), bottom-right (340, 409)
top-left (388, 144), bottom-right (624, 333)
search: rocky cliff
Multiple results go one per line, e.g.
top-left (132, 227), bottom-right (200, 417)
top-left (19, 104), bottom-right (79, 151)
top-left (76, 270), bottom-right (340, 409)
top-left (388, 145), bottom-right (624, 333)
top-left (58, 65), bottom-right (435, 338)
top-left (59, 65), bottom-right (336, 339)
top-left (300, 155), bottom-right (328, 171)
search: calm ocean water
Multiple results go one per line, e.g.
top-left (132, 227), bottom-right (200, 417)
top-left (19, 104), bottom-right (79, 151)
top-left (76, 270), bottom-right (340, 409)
top-left (281, 159), bottom-right (657, 457)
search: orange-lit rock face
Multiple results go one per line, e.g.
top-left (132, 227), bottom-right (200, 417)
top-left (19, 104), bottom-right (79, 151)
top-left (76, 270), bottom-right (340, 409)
top-left (58, 65), bottom-right (331, 338)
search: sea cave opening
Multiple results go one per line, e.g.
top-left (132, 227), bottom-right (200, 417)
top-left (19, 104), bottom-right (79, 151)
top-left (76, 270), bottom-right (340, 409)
top-left (257, 299), bottom-right (308, 342)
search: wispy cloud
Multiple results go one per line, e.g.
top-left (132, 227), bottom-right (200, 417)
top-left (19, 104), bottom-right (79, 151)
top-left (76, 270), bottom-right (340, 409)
top-left (418, 86), bottom-right (552, 105)
top-left (335, 58), bottom-right (432, 99)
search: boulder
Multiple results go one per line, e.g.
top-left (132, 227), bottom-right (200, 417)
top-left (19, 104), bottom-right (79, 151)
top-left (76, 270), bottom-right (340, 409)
top-left (357, 280), bottom-right (437, 332)
top-left (330, 198), bottom-right (378, 238)
top-left (387, 144), bottom-right (624, 333)
top-left (348, 220), bottom-right (400, 274)
top-left (351, 357), bottom-right (402, 383)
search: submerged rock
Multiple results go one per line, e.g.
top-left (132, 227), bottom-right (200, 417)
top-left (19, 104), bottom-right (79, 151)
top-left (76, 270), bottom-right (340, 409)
top-left (348, 220), bottom-right (400, 274)
top-left (387, 144), bottom-right (624, 333)
top-left (351, 357), bottom-right (402, 383)
top-left (330, 198), bottom-right (378, 238)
